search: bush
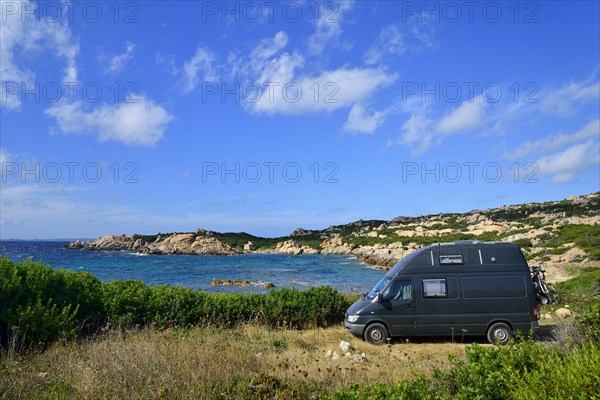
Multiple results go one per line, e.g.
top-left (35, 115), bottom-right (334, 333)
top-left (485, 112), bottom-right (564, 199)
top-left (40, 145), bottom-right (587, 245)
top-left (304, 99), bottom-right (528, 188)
top-left (329, 339), bottom-right (600, 399)
top-left (579, 303), bottom-right (600, 340)
top-left (0, 258), bottom-right (104, 347)
top-left (1, 258), bottom-right (352, 348)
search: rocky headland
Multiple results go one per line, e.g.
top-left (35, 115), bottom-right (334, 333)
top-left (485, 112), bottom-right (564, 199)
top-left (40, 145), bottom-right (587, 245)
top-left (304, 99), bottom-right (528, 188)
top-left (67, 192), bottom-right (600, 274)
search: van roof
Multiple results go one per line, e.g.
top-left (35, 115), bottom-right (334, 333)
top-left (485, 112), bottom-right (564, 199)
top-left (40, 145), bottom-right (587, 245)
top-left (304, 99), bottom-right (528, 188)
top-left (387, 241), bottom-right (528, 276)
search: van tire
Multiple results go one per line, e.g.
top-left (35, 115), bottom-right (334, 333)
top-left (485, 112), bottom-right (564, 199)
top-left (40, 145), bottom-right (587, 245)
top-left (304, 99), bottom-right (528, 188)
top-left (364, 323), bottom-right (388, 345)
top-left (487, 322), bottom-right (512, 345)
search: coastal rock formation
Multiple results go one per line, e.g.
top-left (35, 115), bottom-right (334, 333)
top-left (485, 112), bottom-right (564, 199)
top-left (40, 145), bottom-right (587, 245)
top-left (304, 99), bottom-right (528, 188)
top-left (275, 240), bottom-right (319, 255)
top-left (212, 278), bottom-right (275, 288)
top-left (65, 192), bottom-right (599, 271)
top-left (68, 232), bottom-right (240, 256)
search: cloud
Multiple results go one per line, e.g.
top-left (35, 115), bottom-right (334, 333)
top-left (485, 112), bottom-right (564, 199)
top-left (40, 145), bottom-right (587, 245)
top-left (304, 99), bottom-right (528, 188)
top-left (397, 112), bottom-right (437, 156)
top-left (364, 25), bottom-right (405, 65)
top-left (436, 96), bottom-right (487, 134)
top-left (45, 96), bottom-right (173, 146)
top-left (307, 0), bottom-right (355, 54)
top-left (182, 46), bottom-right (217, 93)
top-left (250, 66), bottom-right (397, 115)
top-left (224, 32), bottom-right (397, 116)
top-left (343, 104), bottom-right (389, 134)
top-left (397, 96), bottom-right (487, 155)
top-left (535, 140), bottom-right (600, 183)
top-left (505, 119), bottom-right (600, 159)
top-left (541, 78), bottom-right (599, 116)
top-left (0, 0), bottom-right (79, 110)
top-left (102, 41), bottom-right (135, 74)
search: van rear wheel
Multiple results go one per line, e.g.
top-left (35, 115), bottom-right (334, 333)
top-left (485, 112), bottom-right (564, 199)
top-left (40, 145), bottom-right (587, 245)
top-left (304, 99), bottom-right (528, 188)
top-left (487, 322), bottom-right (512, 345)
top-left (364, 323), bottom-right (388, 345)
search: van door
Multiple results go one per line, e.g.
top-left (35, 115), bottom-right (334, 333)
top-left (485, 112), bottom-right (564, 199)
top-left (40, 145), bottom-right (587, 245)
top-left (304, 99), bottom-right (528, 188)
top-left (379, 278), bottom-right (416, 337)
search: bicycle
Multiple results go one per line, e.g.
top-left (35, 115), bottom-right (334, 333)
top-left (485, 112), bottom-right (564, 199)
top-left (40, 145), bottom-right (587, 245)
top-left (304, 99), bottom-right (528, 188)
top-left (530, 263), bottom-right (561, 305)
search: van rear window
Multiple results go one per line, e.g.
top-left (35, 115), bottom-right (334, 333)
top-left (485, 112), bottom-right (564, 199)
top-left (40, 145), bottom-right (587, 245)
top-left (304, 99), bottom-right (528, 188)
top-left (422, 279), bottom-right (447, 298)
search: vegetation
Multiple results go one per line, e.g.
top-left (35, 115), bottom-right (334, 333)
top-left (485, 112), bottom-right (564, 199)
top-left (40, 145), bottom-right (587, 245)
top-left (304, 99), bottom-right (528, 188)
top-left (2, 266), bottom-right (599, 398)
top-left (0, 258), bottom-right (351, 348)
top-left (330, 339), bottom-right (600, 399)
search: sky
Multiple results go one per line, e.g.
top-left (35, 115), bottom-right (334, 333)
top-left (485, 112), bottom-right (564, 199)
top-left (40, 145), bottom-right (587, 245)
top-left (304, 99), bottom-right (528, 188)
top-left (0, 0), bottom-right (599, 239)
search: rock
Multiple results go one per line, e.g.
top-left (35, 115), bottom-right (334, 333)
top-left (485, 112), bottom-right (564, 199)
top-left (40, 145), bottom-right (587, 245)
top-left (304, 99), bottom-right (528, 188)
top-left (243, 241), bottom-right (255, 251)
top-left (290, 227), bottom-right (315, 236)
top-left (555, 308), bottom-right (572, 318)
top-left (339, 340), bottom-right (354, 353)
top-left (275, 240), bottom-right (319, 255)
top-left (351, 353), bottom-right (367, 363)
top-left (212, 278), bottom-right (275, 288)
top-left (564, 247), bottom-right (586, 263)
top-left (325, 350), bottom-right (340, 360)
top-left (543, 313), bottom-right (552, 320)
top-left (132, 238), bottom-right (143, 251)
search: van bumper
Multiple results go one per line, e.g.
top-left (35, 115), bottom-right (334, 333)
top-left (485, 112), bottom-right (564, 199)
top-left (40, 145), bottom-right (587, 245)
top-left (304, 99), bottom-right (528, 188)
top-left (531, 320), bottom-right (539, 331)
top-left (344, 321), bottom-right (365, 338)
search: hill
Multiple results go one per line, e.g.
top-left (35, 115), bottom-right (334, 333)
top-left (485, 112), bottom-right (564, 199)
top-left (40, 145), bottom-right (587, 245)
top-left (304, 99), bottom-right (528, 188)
top-left (67, 192), bottom-right (600, 271)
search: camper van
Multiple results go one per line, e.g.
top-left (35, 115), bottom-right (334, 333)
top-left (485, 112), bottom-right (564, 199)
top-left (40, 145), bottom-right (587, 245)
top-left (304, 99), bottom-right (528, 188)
top-left (345, 241), bottom-right (540, 345)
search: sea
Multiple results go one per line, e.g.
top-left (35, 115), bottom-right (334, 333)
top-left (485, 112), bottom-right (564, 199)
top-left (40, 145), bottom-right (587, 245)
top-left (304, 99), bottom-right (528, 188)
top-left (0, 240), bottom-right (386, 294)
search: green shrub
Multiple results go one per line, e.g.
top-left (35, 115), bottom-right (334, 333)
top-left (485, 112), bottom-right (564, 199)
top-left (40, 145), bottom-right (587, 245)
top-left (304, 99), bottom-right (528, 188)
top-left (330, 339), bottom-right (600, 400)
top-left (579, 303), bottom-right (600, 340)
top-left (0, 258), bottom-right (104, 346)
top-left (1, 258), bottom-right (351, 348)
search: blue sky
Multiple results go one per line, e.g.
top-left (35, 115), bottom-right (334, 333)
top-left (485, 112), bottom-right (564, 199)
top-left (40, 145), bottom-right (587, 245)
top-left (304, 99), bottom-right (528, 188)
top-left (1, 0), bottom-right (599, 239)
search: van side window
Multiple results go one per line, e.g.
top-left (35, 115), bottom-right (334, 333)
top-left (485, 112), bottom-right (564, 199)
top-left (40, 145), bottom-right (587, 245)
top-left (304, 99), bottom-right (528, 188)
top-left (382, 279), bottom-right (412, 302)
top-left (422, 279), bottom-right (447, 298)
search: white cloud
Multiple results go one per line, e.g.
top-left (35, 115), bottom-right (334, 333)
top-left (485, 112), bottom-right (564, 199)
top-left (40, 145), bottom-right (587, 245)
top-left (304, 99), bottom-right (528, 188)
top-left (505, 119), bottom-right (600, 159)
top-left (397, 112), bottom-right (436, 156)
top-left (343, 104), bottom-right (389, 134)
top-left (396, 96), bottom-right (488, 155)
top-left (250, 66), bottom-right (397, 115)
top-left (227, 32), bottom-right (397, 116)
top-left (541, 79), bottom-right (599, 116)
top-left (364, 25), bottom-right (405, 65)
top-left (182, 46), bottom-right (217, 93)
top-left (535, 140), bottom-right (600, 183)
top-left (0, 0), bottom-right (79, 110)
top-left (45, 96), bottom-right (173, 146)
top-left (307, 0), bottom-right (355, 54)
top-left (436, 96), bottom-right (487, 134)
top-left (103, 41), bottom-right (136, 74)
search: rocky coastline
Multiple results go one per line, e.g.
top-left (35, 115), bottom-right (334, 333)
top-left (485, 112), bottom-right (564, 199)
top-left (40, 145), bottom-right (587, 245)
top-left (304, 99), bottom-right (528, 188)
top-left (66, 192), bottom-right (600, 270)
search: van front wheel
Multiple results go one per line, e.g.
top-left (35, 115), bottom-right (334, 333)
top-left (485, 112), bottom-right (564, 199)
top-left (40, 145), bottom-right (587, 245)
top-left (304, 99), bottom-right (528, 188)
top-left (487, 322), bottom-right (512, 345)
top-left (364, 323), bottom-right (388, 345)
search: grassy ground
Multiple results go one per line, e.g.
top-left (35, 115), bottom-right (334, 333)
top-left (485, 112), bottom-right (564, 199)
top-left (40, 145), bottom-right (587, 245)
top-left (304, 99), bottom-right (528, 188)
top-left (2, 266), bottom-right (598, 399)
top-left (0, 325), bottom-right (466, 399)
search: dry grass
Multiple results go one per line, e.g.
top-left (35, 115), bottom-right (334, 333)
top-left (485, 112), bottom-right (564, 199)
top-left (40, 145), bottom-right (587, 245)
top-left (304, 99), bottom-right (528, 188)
top-left (0, 325), bottom-right (467, 399)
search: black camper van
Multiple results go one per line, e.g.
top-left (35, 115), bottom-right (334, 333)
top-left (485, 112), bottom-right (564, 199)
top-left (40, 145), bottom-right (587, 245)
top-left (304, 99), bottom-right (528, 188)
top-left (345, 241), bottom-right (540, 345)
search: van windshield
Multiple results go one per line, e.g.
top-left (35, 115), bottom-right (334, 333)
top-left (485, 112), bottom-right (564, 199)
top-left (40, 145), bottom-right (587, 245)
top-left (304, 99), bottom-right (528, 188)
top-left (367, 276), bottom-right (392, 299)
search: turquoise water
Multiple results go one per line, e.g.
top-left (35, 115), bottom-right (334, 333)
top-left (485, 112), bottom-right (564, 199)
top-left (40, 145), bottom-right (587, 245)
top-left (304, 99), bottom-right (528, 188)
top-left (0, 241), bottom-right (385, 294)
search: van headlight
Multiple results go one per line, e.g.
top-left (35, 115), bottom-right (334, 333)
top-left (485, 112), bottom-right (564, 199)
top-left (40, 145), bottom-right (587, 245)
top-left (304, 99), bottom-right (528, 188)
top-left (347, 315), bottom-right (359, 323)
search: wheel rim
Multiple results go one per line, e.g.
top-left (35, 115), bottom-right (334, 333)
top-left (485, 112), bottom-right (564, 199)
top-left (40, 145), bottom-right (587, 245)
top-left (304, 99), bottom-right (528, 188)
top-left (493, 328), bottom-right (507, 342)
top-left (370, 329), bottom-right (383, 342)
